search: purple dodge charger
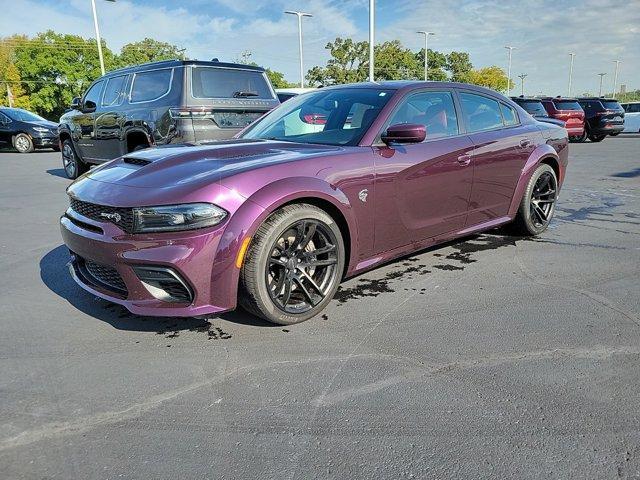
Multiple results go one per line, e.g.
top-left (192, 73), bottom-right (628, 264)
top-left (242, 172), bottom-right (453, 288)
top-left (60, 82), bottom-right (568, 324)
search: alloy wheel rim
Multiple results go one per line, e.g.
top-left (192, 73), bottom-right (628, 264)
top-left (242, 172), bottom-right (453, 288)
top-left (266, 219), bottom-right (339, 314)
top-left (15, 136), bottom-right (29, 152)
top-left (529, 171), bottom-right (557, 228)
top-left (62, 144), bottom-right (75, 177)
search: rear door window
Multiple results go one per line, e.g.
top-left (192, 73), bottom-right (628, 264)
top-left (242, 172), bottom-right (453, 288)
top-left (460, 93), bottom-right (504, 132)
top-left (130, 69), bottom-right (173, 103)
top-left (501, 104), bottom-right (518, 126)
top-left (191, 67), bottom-right (273, 99)
top-left (102, 75), bottom-right (128, 107)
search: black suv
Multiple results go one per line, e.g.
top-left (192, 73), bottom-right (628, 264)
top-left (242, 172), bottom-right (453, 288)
top-left (58, 59), bottom-right (279, 178)
top-left (0, 107), bottom-right (59, 153)
top-left (576, 97), bottom-right (625, 142)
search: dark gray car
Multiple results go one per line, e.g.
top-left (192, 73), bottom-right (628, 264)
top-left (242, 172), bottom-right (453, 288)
top-left (58, 59), bottom-right (279, 178)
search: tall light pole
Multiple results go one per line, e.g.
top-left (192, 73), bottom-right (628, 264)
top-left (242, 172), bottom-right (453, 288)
top-left (597, 73), bottom-right (607, 97)
top-left (285, 11), bottom-right (313, 89)
top-left (368, 0), bottom-right (375, 82)
top-left (518, 73), bottom-right (528, 96)
top-left (612, 60), bottom-right (621, 99)
top-left (504, 46), bottom-right (516, 96)
top-left (568, 52), bottom-right (575, 97)
top-left (417, 31), bottom-right (435, 81)
top-left (91, 0), bottom-right (115, 76)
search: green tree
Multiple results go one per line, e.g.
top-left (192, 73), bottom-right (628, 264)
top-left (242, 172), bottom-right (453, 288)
top-left (264, 68), bottom-right (294, 89)
top-left (306, 38), bottom-right (369, 86)
top-left (465, 66), bottom-right (511, 91)
top-left (445, 51), bottom-right (473, 82)
top-left (11, 30), bottom-right (114, 119)
top-left (116, 38), bottom-right (185, 69)
top-left (414, 48), bottom-right (448, 81)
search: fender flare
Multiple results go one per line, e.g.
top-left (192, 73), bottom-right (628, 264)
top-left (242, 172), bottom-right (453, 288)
top-left (507, 143), bottom-right (560, 218)
top-left (208, 177), bottom-right (357, 310)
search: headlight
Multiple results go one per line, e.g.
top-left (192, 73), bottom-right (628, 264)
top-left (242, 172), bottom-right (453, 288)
top-left (32, 127), bottom-right (50, 133)
top-left (133, 203), bottom-right (227, 233)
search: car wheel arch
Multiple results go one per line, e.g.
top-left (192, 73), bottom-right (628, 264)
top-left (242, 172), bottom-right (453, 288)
top-left (208, 177), bottom-right (358, 311)
top-left (507, 144), bottom-right (561, 219)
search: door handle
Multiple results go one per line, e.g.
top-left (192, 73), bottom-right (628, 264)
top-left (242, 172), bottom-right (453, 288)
top-left (519, 139), bottom-right (531, 148)
top-left (457, 154), bottom-right (472, 166)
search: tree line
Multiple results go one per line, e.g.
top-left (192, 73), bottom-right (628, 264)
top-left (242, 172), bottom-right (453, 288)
top-left (2, 30), bottom-right (522, 120)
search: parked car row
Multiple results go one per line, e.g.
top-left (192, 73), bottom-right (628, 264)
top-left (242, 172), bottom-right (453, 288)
top-left (511, 95), bottom-right (627, 143)
top-left (620, 102), bottom-right (640, 133)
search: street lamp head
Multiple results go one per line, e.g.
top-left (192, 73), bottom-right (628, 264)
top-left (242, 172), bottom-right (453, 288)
top-left (417, 31), bottom-right (435, 36)
top-left (285, 10), bottom-right (312, 17)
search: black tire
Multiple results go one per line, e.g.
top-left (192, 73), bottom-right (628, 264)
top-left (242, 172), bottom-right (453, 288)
top-left (609, 132), bottom-right (621, 137)
top-left (588, 133), bottom-right (606, 142)
top-left (13, 133), bottom-right (34, 153)
top-left (511, 163), bottom-right (558, 236)
top-left (52, 145), bottom-right (60, 152)
top-left (239, 204), bottom-right (345, 325)
top-left (61, 139), bottom-right (88, 179)
top-left (573, 130), bottom-right (587, 143)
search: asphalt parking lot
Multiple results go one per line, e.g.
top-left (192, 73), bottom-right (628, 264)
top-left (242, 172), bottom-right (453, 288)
top-left (1, 137), bottom-right (639, 479)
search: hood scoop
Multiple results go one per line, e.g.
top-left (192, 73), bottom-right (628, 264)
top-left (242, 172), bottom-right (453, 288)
top-left (123, 156), bottom-right (152, 166)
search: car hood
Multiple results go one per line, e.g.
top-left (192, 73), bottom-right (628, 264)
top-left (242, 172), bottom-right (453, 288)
top-left (29, 120), bottom-right (58, 129)
top-left (82, 139), bottom-right (344, 190)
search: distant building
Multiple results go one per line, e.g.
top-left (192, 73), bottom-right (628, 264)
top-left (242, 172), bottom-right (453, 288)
top-left (620, 84), bottom-right (627, 95)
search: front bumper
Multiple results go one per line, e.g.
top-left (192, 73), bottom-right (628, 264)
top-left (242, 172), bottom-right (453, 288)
top-left (60, 210), bottom-right (232, 317)
top-left (32, 135), bottom-right (58, 148)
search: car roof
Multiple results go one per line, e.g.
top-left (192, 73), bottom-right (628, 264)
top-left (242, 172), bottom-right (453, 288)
top-left (321, 80), bottom-right (509, 98)
top-left (105, 59), bottom-right (265, 77)
top-left (577, 97), bottom-right (618, 101)
top-left (536, 96), bottom-right (580, 101)
top-left (510, 97), bottom-right (544, 102)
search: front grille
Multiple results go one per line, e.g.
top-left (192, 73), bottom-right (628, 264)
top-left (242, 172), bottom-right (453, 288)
top-left (78, 258), bottom-right (128, 296)
top-left (69, 198), bottom-right (134, 233)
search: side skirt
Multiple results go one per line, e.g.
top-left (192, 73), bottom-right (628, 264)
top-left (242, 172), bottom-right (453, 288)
top-left (349, 215), bottom-right (513, 277)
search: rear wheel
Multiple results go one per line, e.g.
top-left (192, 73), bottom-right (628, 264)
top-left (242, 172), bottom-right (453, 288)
top-left (573, 130), bottom-right (587, 143)
top-left (511, 164), bottom-right (558, 236)
top-left (588, 133), bottom-right (606, 142)
top-left (61, 139), bottom-right (88, 179)
top-left (13, 133), bottom-right (34, 153)
top-left (239, 204), bottom-right (345, 325)
top-left (609, 131), bottom-right (621, 137)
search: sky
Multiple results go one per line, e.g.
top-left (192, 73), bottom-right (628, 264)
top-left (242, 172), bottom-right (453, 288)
top-left (1, 0), bottom-right (639, 96)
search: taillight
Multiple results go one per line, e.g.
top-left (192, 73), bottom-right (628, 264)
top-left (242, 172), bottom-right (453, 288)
top-left (302, 114), bottom-right (327, 125)
top-left (169, 107), bottom-right (213, 119)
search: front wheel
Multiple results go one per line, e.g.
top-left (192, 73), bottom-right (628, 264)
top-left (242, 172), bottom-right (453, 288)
top-left (239, 204), bottom-right (345, 325)
top-left (61, 139), bottom-right (88, 179)
top-left (511, 164), bottom-right (558, 236)
top-left (13, 133), bottom-right (34, 153)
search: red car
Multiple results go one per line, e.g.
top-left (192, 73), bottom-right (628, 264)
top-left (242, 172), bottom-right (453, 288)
top-left (539, 97), bottom-right (585, 142)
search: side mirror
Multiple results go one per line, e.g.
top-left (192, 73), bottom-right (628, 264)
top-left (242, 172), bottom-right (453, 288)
top-left (70, 97), bottom-right (81, 110)
top-left (82, 100), bottom-right (97, 113)
top-left (381, 123), bottom-right (426, 145)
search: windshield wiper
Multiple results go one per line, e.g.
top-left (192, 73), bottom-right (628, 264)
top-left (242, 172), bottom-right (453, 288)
top-left (233, 91), bottom-right (259, 98)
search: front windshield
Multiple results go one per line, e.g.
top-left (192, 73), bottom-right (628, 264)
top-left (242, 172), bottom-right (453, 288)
top-left (6, 109), bottom-right (47, 122)
top-left (242, 87), bottom-right (394, 146)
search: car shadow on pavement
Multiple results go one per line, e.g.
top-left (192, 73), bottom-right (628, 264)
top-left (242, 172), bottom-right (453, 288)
top-left (39, 245), bottom-right (275, 334)
top-left (46, 168), bottom-right (69, 179)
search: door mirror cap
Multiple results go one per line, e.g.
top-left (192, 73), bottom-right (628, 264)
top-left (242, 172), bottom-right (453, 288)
top-left (82, 100), bottom-right (97, 113)
top-left (381, 123), bottom-right (426, 145)
top-left (70, 97), bottom-right (82, 110)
